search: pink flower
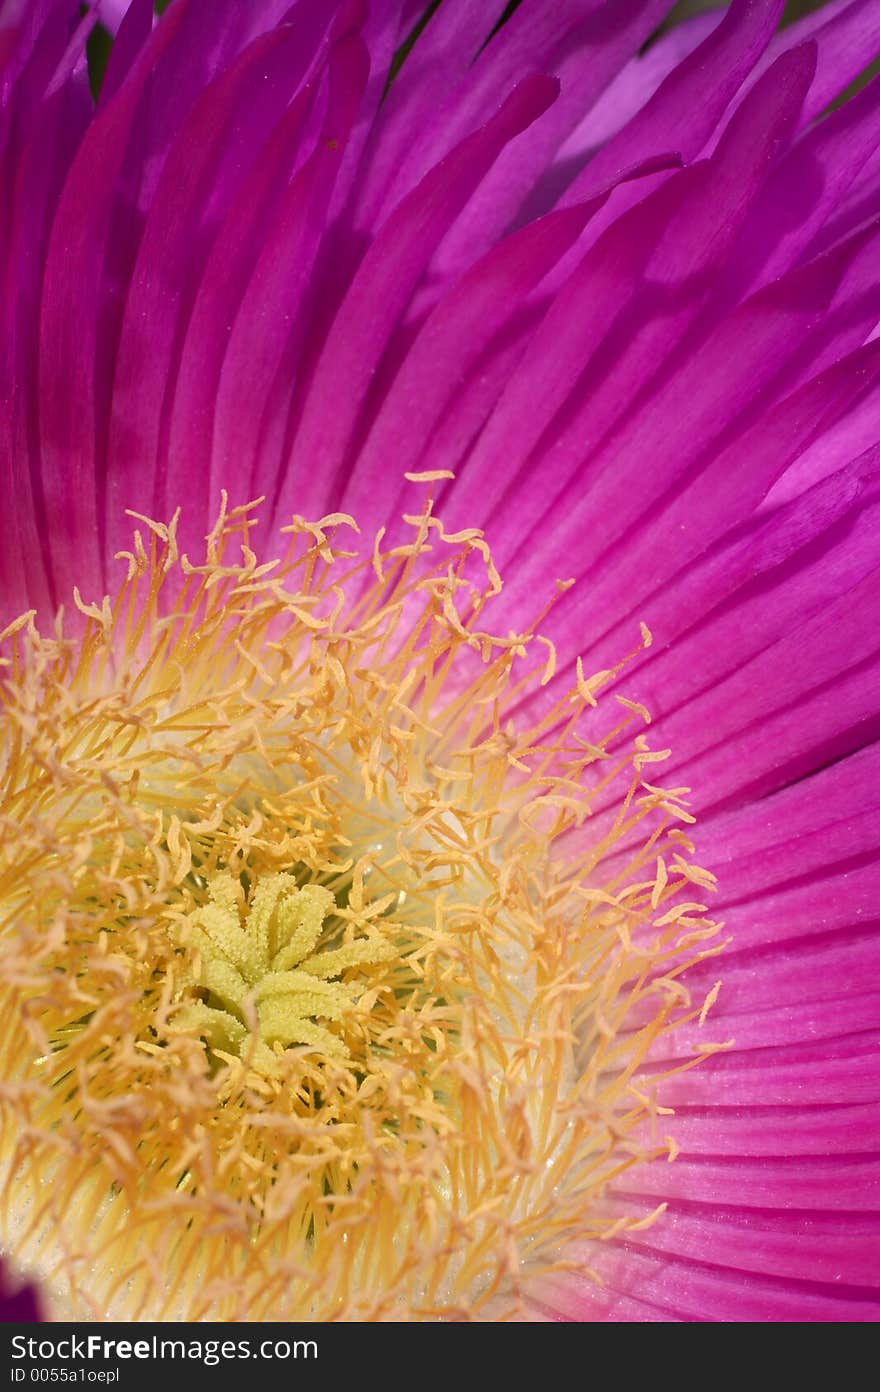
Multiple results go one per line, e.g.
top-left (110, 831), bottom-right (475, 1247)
top-left (0, 0), bottom-right (878, 1321)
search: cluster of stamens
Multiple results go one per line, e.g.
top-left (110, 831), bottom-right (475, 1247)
top-left (0, 477), bottom-right (726, 1321)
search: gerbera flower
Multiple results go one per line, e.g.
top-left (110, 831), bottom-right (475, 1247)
top-left (1, 0), bottom-right (878, 1322)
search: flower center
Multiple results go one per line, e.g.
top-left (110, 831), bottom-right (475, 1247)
top-left (171, 873), bottom-right (396, 1071)
top-left (0, 482), bottom-right (725, 1321)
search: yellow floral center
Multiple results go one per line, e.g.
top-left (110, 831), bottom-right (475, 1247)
top-left (0, 478), bottom-right (726, 1321)
top-left (171, 874), bottom-right (395, 1071)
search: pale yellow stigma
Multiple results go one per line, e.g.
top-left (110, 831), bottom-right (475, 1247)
top-left (0, 488), bottom-right (727, 1322)
top-left (171, 873), bottom-right (393, 1070)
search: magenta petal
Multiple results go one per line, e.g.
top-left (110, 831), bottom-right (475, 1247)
top-left (760, 0), bottom-right (880, 126)
top-left (624, 496), bottom-right (880, 737)
top-left (442, 165), bottom-right (700, 533)
top-left (0, 1254), bottom-right (42, 1320)
top-left (325, 0), bottom-right (404, 229)
top-left (164, 78), bottom-right (324, 523)
top-left (209, 35), bottom-right (368, 512)
top-left (362, 1), bottom-right (613, 226)
top-left (536, 1245), bottom-right (880, 1322)
top-left (35, 0), bottom-right (190, 606)
top-left (703, 739), bottom-right (880, 895)
top-left (98, 0), bottom-right (153, 107)
top-left (548, 349), bottom-right (880, 682)
top-left (349, 0), bottom-right (502, 237)
top-left (340, 200), bottom-right (596, 523)
top-left (105, 21), bottom-right (328, 564)
top-left (280, 72), bottom-right (560, 523)
top-left (541, 10), bottom-right (720, 183)
top-left (0, 0), bottom-right (79, 124)
top-left (621, 1156), bottom-right (880, 1212)
top-left (719, 860), bottom-right (880, 956)
top-left (721, 69), bottom-right (880, 303)
top-left (485, 225), bottom-right (880, 635)
top-left (432, 0), bottom-right (672, 281)
top-left (460, 45), bottom-right (816, 552)
top-left (654, 1034), bottom-right (878, 1108)
top-left (648, 560), bottom-right (880, 806)
top-left (770, 368), bottom-right (880, 504)
top-left (97, 0), bottom-right (130, 34)
top-left (0, 71), bottom-right (89, 618)
top-left (586, 1204), bottom-right (880, 1312)
top-left (652, 1103), bottom-right (880, 1160)
top-left (342, 157), bottom-right (678, 524)
top-left (566, 0), bottom-right (784, 203)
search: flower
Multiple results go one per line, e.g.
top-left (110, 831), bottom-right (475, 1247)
top-left (1, 0), bottom-right (878, 1322)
